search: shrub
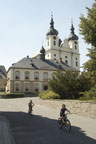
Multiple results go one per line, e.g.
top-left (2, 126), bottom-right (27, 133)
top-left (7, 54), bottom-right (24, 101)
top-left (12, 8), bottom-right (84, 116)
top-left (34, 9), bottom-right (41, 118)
top-left (0, 93), bottom-right (24, 99)
top-left (39, 90), bottom-right (60, 99)
top-left (79, 87), bottom-right (96, 100)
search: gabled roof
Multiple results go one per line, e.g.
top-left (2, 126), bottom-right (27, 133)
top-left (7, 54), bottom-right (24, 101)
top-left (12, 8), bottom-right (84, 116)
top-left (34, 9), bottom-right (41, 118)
top-left (0, 66), bottom-right (7, 78)
top-left (8, 57), bottom-right (78, 72)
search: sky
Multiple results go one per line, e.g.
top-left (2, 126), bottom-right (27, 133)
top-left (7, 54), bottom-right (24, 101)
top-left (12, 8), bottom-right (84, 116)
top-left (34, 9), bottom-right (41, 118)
top-left (0, 0), bottom-right (95, 71)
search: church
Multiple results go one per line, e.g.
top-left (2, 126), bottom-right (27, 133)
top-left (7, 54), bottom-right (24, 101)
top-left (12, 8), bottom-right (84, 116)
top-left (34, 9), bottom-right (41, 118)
top-left (6, 15), bottom-right (80, 94)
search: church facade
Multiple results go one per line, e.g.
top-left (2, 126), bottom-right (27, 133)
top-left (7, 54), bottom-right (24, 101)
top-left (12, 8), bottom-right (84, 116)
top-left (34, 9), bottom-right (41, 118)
top-left (6, 16), bottom-right (80, 94)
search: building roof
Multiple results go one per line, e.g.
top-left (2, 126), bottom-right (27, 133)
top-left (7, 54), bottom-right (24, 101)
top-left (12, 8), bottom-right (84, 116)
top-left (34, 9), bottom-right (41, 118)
top-left (8, 56), bottom-right (78, 72)
top-left (0, 66), bottom-right (7, 78)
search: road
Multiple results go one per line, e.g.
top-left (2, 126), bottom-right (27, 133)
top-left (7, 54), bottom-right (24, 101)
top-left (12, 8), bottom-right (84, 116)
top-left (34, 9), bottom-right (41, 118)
top-left (0, 97), bottom-right (96, 144)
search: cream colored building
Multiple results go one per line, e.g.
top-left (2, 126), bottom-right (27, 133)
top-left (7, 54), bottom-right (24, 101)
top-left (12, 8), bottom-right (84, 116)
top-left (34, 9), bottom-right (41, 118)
top-left (6, 16), bottom-right (80, 94)
top-left (0, 66), bottom-right (7, 91)
top-left (6, 51), bottom-right (78, 93)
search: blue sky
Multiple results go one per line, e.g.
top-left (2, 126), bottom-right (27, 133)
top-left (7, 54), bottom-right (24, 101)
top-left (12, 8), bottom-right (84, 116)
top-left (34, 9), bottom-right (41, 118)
top-left (0, 0), bottom-right (95, 70)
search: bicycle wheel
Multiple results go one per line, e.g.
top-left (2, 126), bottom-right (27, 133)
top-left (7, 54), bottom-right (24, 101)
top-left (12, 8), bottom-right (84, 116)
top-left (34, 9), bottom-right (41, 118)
top-left (58, 118), bottom-right (63, 129)
top-left (64, 119), bottom-right (71, 133)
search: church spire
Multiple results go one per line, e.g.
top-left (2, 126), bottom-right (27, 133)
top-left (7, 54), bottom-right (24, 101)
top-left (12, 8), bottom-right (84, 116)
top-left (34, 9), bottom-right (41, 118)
top-left (70, 19), bottom-right (74, 34)
top-left (68, 19), bottom-right (78, 41)
top-left (50, 12), bottom-right (54, 29)
top-left (46, 13), bottom-right (58, 36)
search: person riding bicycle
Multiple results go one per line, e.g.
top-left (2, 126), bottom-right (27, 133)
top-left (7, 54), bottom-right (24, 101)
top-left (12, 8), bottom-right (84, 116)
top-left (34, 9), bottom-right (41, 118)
top-left (60, 104), bottom-right (70, 121)
top-left (28, 100), bottom-right (34, 114)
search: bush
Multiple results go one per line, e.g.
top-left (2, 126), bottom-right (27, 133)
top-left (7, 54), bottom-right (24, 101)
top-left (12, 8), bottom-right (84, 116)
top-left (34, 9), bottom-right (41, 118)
top-left (0, 93), bottom-right (24, 99)
top-left (79, 87), bottom-right (96, 100)
top-left (39, 90), bottom-right (60, 99)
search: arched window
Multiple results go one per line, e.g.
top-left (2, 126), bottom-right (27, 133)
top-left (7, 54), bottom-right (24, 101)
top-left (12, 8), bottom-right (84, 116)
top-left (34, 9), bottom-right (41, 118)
top-left (75, 45), bottom-right (77, 50)
top-left (76, 61), bottom-right (78, 67)
top-left (25, 71), bottom-right (30, 80)
top-left (65, 60), bottom-right (68, 64)
top-left (15, 71), bottom-right (20, 79)
top-left (54, 41), bottom-right (56, 46)
top-left (35, 83), bottom-right (39, 92)
top-left (48, 41), bottom-right (49, 46)
top-left (15, 83), bottom-right (20, 92)
top-left (34, 72), bottom-right (39, 80)
top-left (43, 72), bottom-right (48, 80)
top-left (24, 82), bottom-right (30, 92)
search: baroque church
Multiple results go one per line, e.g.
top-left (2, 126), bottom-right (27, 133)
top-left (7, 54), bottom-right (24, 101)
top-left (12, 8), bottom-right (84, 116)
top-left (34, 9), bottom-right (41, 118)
top-left (6, 15), bottom-right (80, 93)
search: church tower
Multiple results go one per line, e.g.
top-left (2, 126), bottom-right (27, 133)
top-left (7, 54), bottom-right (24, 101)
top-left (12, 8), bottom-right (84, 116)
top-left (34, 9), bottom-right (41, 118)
top-left (45, 15), bottom-right (61, 60)
top-left (67, 21), bottom-right (80, 70)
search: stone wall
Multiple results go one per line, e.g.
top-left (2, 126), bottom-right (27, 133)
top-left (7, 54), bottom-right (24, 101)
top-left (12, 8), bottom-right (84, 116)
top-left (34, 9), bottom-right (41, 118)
top-left (38, 99), bottom-right (96, 119)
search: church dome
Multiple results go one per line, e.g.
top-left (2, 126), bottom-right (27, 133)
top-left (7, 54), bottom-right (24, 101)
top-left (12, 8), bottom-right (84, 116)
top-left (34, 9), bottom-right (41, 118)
top-left (68, 23), bottom-right (78, 41)
top-left (46, 15), bottom-right (58, 36)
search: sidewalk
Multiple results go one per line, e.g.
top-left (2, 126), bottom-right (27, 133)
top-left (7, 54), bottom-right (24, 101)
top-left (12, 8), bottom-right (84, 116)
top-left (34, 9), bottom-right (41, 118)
top-left (0, 113), bottom-right (15, 144)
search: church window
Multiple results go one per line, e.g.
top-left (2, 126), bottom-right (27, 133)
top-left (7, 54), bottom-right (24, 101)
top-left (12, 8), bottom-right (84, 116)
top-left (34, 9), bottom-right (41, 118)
top-left (15, 71), bottom-right (20, 79)
top-left (34, 72), bottom-right (39, 80)
top-left (43, 72), bottom-right (48, 80)
top-left (75, 41), bottom-right (77, 44)
top-left (76, 61), bottom-right (78, 67)
top-left (25, 71), bottom-right (30, 80)
top-left (75, 45), bottom-right (77, 50)
top-left (65, 60), bottom-right (68, 64)
top-left (53, 36), bottom-right (56, 40)
top-left (48, 41), bottom-right (49, 46)
top-left (54, 41), bottom-right (56, 46)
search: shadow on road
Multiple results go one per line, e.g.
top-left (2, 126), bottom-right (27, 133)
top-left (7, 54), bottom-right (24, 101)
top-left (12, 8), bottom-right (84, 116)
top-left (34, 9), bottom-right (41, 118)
top-left (0, 111), bottom-right (96, 144)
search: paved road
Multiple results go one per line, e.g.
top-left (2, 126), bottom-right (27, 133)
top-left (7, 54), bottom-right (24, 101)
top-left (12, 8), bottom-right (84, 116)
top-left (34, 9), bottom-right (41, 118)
top-left (0, 97), bottom-right (96, 144)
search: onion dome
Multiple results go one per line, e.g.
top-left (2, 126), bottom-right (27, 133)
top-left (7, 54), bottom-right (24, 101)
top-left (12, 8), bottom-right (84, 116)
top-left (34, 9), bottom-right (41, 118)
top-left (68, 22), bottom-right (78, 41)
top-left (46, 15), bottom-right (58, 36)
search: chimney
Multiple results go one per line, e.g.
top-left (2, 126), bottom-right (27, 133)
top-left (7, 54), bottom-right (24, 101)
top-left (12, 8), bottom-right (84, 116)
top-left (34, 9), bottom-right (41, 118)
top-left (59, 58), bottom-right (62, 63)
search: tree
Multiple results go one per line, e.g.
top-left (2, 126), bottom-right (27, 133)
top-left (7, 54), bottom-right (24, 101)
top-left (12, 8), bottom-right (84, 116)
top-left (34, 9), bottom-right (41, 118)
top-left (79, 1), bottom-right (96, 86)
top-left (48, 70), bottom-right (89, 99)
top-left (79, 2), bottom-right (96, 47)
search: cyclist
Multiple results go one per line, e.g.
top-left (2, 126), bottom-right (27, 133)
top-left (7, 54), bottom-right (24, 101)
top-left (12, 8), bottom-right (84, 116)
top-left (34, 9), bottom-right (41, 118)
top-left (60, 104), bottom-right (71, 121)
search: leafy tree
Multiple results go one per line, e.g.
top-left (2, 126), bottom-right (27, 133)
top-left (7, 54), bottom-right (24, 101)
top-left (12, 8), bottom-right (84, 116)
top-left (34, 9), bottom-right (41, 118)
top-left (79, 1), bottom-right (96, 86)
top-left (79, 2), bottom-right (96, 47)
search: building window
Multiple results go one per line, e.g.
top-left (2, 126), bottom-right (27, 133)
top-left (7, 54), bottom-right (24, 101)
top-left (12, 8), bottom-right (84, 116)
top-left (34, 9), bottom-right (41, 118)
top-left (65, 56), bottom-right (68, 58)
top-left (54, 54), bottom-right (56, 57)
top-left (76, 61), bottom-right (78, 67)
top-left (65, 60), bottom-right (68, 64)
top-left (48, 41), bottom-right (49, 46)
top-left (43, 72), bottom-right (48, 80)
top-left (15, 83), bottom-right (20, 92)
top-left (53, 36), bottom-right (56, 40)
top-left (24, 82), bottom-right (30, 92)
top-left (35, 83), bottom-right (39, 92)
top-left (76, 58), bottom-right (78, 60)
top-left (43, 85), bottom-right (48, 90)
top-left (25, 71), bottom-right (30, 80)
top-left (34, 72), bottom-right (39, 80)
top-left (54, 41), bottom-right (56, 46)
top-left (15, 71), bottom-right (20, 79)
top-left (75, 45), bottom-right (77, 50)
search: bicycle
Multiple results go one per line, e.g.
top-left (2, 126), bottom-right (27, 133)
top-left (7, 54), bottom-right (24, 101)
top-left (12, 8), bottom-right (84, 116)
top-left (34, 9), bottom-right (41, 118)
top-left (58, 113), bottom-right (71, 133)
